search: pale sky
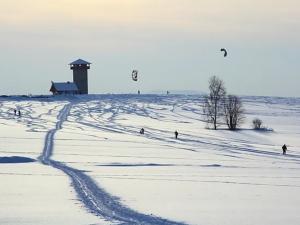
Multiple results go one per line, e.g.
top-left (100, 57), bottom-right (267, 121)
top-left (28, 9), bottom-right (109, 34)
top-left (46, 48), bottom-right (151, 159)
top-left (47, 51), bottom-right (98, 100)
top-left (0, 0), bottom-right (299, 96)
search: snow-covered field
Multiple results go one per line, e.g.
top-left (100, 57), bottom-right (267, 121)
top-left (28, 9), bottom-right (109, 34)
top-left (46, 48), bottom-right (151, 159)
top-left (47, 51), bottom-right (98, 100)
top-left (0, 94), bottom-right (300, 225)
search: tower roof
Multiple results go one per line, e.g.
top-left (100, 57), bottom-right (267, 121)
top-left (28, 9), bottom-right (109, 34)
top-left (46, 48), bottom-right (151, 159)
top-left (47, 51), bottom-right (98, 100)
top-left (69, 59), bottom-right (91, 65)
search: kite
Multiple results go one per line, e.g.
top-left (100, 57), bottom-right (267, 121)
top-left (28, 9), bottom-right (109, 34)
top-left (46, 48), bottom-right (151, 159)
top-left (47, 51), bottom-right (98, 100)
top-left (132, 70), bottom-right (138, 81)
top-left (220, 48), bottom-right (227, 57)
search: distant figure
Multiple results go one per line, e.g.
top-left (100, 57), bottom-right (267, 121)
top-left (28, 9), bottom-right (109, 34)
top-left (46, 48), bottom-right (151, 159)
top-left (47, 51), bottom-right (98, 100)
top-left (14, 109), bottom-right (17, 115)
top-left (282, 144), bottom-right (287, 155)
top-left (175, 130), bottom-right (178, 139)
top-left (138, 90), bottom-right (140, 95)
top-left (18, 110), bottom-right (21, 117)
top-left (140, 128), bottom-right (144, 134)
top-left (167, 91), bottom-right (169, 95)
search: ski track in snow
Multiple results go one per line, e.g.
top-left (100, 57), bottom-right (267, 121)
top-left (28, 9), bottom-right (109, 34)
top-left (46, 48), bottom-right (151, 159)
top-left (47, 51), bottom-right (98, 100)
top-left (38, 103), bottom-right (186, 225)
top-left (71, 98), bottom-right (300, 163)
top-left (2, 95), bottom-right (300, 224)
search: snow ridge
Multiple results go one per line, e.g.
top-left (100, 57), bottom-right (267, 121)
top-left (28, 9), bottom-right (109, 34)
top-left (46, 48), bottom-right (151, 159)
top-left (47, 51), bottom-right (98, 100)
top-left (38, 103), bottom-right (186, 225)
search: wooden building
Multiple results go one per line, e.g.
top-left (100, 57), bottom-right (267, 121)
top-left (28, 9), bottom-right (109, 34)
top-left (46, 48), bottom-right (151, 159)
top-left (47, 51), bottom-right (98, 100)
top-left (49, 81), bottom-right (79, 95)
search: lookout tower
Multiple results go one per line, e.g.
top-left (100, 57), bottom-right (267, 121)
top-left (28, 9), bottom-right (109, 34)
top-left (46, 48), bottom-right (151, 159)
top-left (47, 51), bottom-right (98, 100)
top-left (69, 59), bottom-right (91, 94)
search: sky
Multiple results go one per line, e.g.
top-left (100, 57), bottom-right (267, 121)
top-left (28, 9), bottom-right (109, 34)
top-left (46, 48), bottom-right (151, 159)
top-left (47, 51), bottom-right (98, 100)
top-left (0, 0), bottom-right (299, 97)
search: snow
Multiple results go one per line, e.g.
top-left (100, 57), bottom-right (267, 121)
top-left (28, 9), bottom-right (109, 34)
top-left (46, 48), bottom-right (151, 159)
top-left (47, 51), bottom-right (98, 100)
top-left (0, 95), bottom-right (300, 225)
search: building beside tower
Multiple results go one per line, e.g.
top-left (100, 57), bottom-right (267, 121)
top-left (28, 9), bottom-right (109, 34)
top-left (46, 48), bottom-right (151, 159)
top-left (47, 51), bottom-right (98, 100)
top-left (49, 81), bottom-right (79, 95)
top-left (50, 59), bottom-right (91, 95)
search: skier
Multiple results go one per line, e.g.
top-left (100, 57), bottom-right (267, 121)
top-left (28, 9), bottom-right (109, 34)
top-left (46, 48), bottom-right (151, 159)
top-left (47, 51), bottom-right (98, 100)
top-left (138, 90), bottom-right (140, 95)
top-left (140, 128), bottom-right (144, 134)
top-left (13, 109), bottom-right (17, 115)
top-left (175, 130), bottom-right (178, 139)
top-left (18, 110), bottom-right (21, 117)
top-left (282, 144), bottom-right (287, 155)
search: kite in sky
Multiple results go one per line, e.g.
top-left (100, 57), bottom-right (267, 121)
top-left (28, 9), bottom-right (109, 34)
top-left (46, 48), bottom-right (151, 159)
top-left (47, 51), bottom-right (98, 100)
top-left (220, 48), bottom-right (227, 57)
top-left (132, 70), bottom-right (138, 81)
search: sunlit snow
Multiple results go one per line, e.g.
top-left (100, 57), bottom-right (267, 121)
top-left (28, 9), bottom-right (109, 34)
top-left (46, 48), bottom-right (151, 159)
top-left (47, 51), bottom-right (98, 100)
top-left (0, 95), bottom-right (299, 225)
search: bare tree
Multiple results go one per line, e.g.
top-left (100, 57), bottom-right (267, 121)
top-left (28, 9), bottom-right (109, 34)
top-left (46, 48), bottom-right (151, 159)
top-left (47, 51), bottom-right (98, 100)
top-left (224, 95), bottom-right (244, 130)
top-left (203, 76), bottom-right (226, 130)
top-left (252, 118), bottom-right (263, 129)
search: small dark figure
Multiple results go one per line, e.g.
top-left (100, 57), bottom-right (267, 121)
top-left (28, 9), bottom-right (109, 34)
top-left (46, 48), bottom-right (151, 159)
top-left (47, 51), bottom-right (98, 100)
top-left (14, 109), bottom-right (17, 115)
top-left (167, 91), bottom-right (169, 95)
top-left (282, 144), bottom-right (287, 155)
top-left (140, 128), bottom-right (144, 134)
top-left (18, 110), bottom-right (21, 117)
top-left (138, 90), bottom-right (140, 95)
top-left (175, 130), bottom-right (178, 139)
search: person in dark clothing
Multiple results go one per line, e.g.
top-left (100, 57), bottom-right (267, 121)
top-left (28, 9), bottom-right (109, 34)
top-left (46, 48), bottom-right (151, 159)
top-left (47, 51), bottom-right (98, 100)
top-left (282, 144), bottom-right (287, 155)
top-left (14, 109), bottom-right (17, 115)
top-left (175, 130), bottom-right (178, 139)
top-left (18, 110), bottom-right (21, 117)
top-left (140, 128), bottom-right (144, 134)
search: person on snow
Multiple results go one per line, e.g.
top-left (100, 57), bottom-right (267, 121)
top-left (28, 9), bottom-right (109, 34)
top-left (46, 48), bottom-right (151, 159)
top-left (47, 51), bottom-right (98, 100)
top-left (282, 144), bottom-right (287, 155)
top-left (140, 128), bottom-right (145, 134)
top-left (13, 109), bottom-right (17, 115)
top-left (175, 130), bottom-right (178, 139)
top-left (18, 110), bottom-right (21, 117)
